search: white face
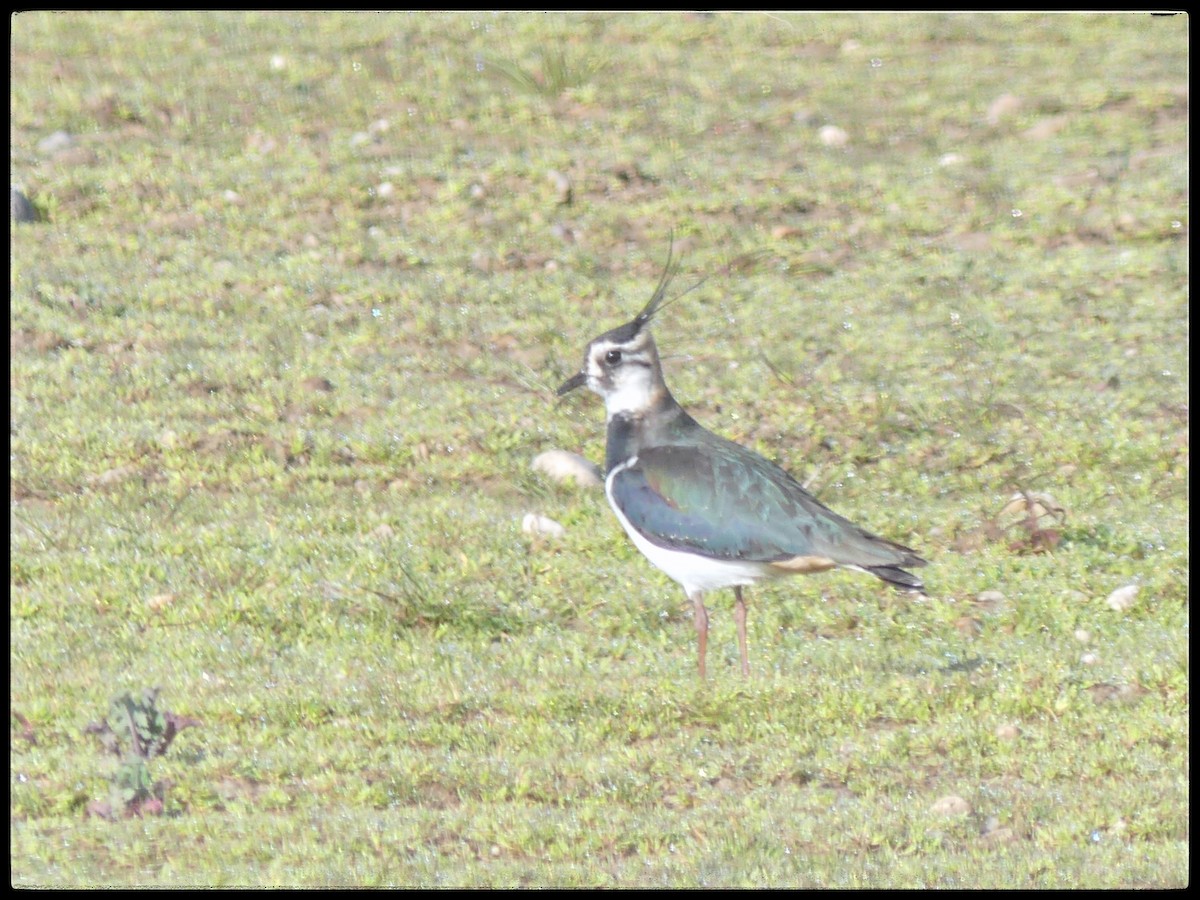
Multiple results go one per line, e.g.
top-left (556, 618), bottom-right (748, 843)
top-left (583, 331), bottom-right (663, 420)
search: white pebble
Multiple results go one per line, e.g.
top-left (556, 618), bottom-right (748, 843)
top-left (818, 125), bottom-right (849, 147)
top-left (37, 130), bottom-right (74, 154)
top-left (1106, 584), bottom-right (1139, 612)
top-left (930, 795), bottom-right (972, 817)
top-left (532, 450), bottom-right (602, 488)
top-left (975, 589), bottom-right (1005, 607)
top-left (522, 513), bottom-right (565, 538)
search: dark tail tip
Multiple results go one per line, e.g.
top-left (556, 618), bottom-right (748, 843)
top-left (868, 565), bottom-right (926, 593)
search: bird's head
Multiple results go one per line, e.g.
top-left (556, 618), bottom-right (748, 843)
top-left (557, 242), bottom-right (698, 420)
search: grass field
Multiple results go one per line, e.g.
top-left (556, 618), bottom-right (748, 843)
top-left (10, 11), bottom-right (1188, 887)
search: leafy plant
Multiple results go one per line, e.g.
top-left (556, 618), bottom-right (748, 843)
top-left (83, 688), bottom-right (200, 819)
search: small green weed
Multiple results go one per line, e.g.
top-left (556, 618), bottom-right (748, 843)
top-left (83, 689), bottom-right (201, 820)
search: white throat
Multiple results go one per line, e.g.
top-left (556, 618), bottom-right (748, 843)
top-left (600, 373), bottom-right (659, 422)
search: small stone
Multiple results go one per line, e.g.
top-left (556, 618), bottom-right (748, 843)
top-left (377, 181), bottom-right (395, 199)
top-left (370, 523), bottom-right (395, 540)
top-left (89, 464), bottom-right (139, 487)
top-left (818, 125), bottom-right (849, 147)
top-left (954, 615), bottom-right (983, 638)
top-left (547, 169), bottom-right (572, 204)
top-left (1080, 651), bottom-right (1100, 666)
top-left (11, 187), bottom-right (37, 223)
top-left (991, 402), bottom-right (1026, 420)
top-left (522, 513), bottom-right (565, 538)
top-left (1074, 628), bottom-right (1091, 644)
top-left (86, 800), bottom-right (115, 820)
top-left (147, 593), bottom-right (175, 612)
top-left (301, 376), bottom-right (334, 393)
top-left (981, 825), bottom-right (1018, 846)
top-left (532, 450), bottom-right (603, 488)
top-left (974, 589), bottom-right (1006, 611)
top-left (1106, 584), bottom-right (1138, 612)
top-left (995, 723), bottom-right (1022, 742)
top-left (270, 54), bottom-right (287, 71)
top-left (1024, 115), bottom-right (1069, 141)
top-left (1088, 682), bottom-right (1148, 706)
top-left (37, 130), bottom-right (74, 155)
top-left (986, 93), bottom-right (1022, 125)
top-left (938, 152), bottom-right (963, 167)
top-left (930, 794), bottom-right (972, 817)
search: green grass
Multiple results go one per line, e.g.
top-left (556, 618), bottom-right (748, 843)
top-left (10, 11), bottom-right (1188, 887)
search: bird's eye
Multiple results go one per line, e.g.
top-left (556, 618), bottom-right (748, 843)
top-left (604, 349), bottom-right (622, 366)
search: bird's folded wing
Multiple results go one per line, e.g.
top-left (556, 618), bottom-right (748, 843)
top-left (610, 443), bottom-right (923, 571)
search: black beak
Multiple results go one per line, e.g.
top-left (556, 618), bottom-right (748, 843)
top-left (556, 371), bottom-right (587, 396)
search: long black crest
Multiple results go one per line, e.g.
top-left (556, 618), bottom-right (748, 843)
top-left (629, 234), bottom-right (711, 335)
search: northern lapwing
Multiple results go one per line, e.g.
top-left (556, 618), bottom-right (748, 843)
top-left (557, 248), bottom-right (926, 678)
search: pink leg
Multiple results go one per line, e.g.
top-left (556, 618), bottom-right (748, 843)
top-left (734, 586), bottom-right (750, 677)
top-left (689, 591), bottom-right (709, 679)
